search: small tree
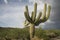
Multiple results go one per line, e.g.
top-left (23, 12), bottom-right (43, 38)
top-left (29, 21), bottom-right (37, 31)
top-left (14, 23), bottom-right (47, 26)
top-left (24, 3), bottom-right (51, 40)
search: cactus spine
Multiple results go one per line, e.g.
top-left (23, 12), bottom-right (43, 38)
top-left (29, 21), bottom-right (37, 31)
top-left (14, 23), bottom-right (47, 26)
top-left (24, 3), bottom-right (51, 40)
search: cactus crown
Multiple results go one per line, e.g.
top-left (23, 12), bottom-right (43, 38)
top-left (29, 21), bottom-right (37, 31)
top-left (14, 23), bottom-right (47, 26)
top-left (24, 3), bottom-right (51, 26)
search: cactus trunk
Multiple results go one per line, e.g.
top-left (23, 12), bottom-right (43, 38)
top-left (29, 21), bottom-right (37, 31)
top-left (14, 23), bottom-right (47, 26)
top-left (30, 24), bottom-right (35, 40)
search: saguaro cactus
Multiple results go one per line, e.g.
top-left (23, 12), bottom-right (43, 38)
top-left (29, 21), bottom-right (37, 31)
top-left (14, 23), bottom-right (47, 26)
top-left (24, 3), bottom-right (51, 40)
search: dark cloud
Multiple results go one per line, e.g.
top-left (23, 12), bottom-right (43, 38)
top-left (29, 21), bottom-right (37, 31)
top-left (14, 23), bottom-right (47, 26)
top-left (41, 0), bottom-right (60, 29)
top-left (0, 0), bottom-right (5, 4)
top-left (43, 22), bottom-right (60, 30)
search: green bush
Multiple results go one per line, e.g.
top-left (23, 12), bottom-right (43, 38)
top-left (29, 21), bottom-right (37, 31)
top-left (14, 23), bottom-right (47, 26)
top-left (0, 28), bottom-right (60, 40)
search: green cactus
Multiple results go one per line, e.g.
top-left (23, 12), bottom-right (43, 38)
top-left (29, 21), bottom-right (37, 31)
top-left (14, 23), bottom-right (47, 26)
top-left (24, 3), bottom-right (51, 40)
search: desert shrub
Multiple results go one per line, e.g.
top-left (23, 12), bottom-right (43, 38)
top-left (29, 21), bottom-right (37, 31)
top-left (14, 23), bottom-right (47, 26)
top-left (35, 28), bottom-right (46, 37)
top-left (47, 30), bottom-right (60, 36)
top-left (35, 28), bottom-right (50, 40)
top-left (0, 28), bottom-right (60, 40)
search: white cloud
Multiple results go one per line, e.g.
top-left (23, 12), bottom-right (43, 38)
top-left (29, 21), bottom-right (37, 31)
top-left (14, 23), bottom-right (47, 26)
top-left (0, 5), bottom-right (25, 28)
top-left (46, 20), bottom-right (55, 23)
top-left (4, 0), bottom-right (8, 4)
top-left (37, 1), bottom-right (44, 12)
top-left (29, 0), bottom-right (33, 2)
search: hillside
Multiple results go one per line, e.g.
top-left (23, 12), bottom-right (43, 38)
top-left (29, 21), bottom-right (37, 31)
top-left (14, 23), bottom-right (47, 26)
top-left (0, 28), bottom-right (60, 40)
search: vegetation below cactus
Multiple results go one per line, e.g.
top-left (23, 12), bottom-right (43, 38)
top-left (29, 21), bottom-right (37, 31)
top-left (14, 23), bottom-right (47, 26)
top-left (0, 27), bottom-right (60, 40)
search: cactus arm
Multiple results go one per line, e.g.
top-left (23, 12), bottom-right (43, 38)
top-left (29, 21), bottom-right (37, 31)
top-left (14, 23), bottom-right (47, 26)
top-left (40, 5), bottom-right (51, 22)
top-left (32, 3), bottom-right (37, 21)
top-left (35, 19), bottom-right (42, 26)
top-left (25, 5), bottom-right (31, 20)
top-left (24, 20), bottom-right (27, 24)
top-left (34, 3), bottom-right (37, 15)
top-left (46, 5), bottom-right (51, 20)
top-left (25, 5), bottom-right (29, 13)
top-left (31, 11), bottom-right (34, 21)
top-left (24, 11), bottom-right (32, 23)
top-left (34, 12), bottom-right (42, 24)
top-left (24, 20), bottom-right (30, 26)
top-left (41, 3), bottom-right (47, 20)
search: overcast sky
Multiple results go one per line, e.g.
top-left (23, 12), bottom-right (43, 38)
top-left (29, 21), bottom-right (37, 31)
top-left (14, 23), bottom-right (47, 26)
top-left (0, 0), bottom-right (60, 29)
top-left (0, 0), bottom-right (44, 28)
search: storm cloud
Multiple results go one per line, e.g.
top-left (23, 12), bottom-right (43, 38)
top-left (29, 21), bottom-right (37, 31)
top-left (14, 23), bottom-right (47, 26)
top-left (41, 0), bottom-right (60, 29)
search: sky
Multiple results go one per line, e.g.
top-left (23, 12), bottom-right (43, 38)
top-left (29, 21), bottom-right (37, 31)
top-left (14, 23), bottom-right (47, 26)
top-left (0, 0), bottom-right (60, 29)
top-left (0, 0), bottom-right (44, 28)
top-left (41, 0), bottom-right (60, 29)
